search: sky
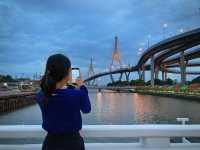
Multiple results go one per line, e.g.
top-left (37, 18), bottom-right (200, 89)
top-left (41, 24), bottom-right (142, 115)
top-left (0, 0), bottom-right (200, 82)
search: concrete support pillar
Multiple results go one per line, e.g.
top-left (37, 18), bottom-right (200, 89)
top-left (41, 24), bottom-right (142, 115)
top-left (155, 66), bottom-right (159, 79)
top-left (92, 79), bottom-right (96, 86)
top-left (119, 73), bottom-right (123, 81)
top-left (151, 55), bottom-right (155, 86)
top-left (110, 74), bottom-right (115, 83)
top-left (162, 71), bottom-right (165, 81)
top-left (142, 65), bottom-right (145, 81)
top-left (138, 66), bottom-right (145, 81)
top-left (162, 65), bottom-right (167, 81)
top-left (165, 71), bottom-right (167, 80)
top-left (125, 72), bottom-right (130, 81)
top-left (180, 51), bottom-right (186, 85)
top-left (138, 70), bottom-right (142, 80)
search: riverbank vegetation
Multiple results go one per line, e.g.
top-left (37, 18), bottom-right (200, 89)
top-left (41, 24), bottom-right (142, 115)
top-left (0, 74), bottom-right (30, 83)
top-left (0, 75), bottom-right (15, 82)
top-left (107, 76), bottom-right (200, 96)
top-left (107, 78), bottom-right (174, 86)
top-left (135, 85), bottom-right (200, 96)
top-left (107, 76), bottom-right (200, 87)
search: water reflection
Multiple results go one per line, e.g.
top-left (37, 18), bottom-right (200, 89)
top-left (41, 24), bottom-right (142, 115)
top-left (96, 92), bottom-right (102, 113)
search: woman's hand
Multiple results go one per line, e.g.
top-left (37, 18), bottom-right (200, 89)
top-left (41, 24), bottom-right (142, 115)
top-left (76, 78), bottom-right (84, 87)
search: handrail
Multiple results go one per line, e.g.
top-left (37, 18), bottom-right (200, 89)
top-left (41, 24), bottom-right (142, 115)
top-left (0, 125), bottom-right (200, 138)
top-left (0, 125), bottom-right (200, 150)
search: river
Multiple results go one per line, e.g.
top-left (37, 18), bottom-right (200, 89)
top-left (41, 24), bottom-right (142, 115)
top-left (0, 90), bottom-right (200, 125)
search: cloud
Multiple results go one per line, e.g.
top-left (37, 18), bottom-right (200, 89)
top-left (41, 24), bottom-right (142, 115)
top-left (0, 0), bottom-right (200, 81)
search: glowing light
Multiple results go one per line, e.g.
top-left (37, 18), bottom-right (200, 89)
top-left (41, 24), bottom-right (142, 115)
top-left (179, 28), bottom-right (184, 33)
top-left (3, 82), bottom-right (8, 87)
top-left (138, 48), bottom-right (143, 52)
top-left (96, 92), bottom-right (102, 112)
top-left (163, 23), bottom-right (168, 28)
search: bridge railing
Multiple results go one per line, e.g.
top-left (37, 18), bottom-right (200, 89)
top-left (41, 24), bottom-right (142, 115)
top-left (0, 125), bottom-right (200, 150)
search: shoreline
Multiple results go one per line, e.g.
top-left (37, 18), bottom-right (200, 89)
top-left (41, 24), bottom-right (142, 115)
top-left (135, 91), bottom-right (200, 101)
top-left (0, 92), bottom-right (36, 114)
top-left (106, 88), bottom-right (200, 101)
top-left (98, 88), bottom-right (200, 101)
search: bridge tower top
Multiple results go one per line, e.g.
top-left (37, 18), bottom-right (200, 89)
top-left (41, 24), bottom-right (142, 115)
top-left (114, 36), bottom-right (119, 50)
top-left (88, 57), bottom-right (95, 77)
top-left (111, 36), bottom-right (121, 69)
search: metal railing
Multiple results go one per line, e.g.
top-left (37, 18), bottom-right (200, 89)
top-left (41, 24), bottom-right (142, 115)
top-left (0, 124), bottom-right (200, 150)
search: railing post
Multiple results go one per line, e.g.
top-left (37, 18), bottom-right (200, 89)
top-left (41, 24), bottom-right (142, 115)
top-left (140, 137), bottom-right (170, 148)
top-left (176, 117), bottom-right (189, 125)
top-left (176, 117), bottom-right (190, 143)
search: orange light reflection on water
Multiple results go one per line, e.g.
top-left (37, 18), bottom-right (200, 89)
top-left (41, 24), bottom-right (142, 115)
top-left (96, 92), bottom-right (102, 112)
top-left (106, 92), bottom-right (116, 114)
top-left (132, 93), bottom-right (153, 123)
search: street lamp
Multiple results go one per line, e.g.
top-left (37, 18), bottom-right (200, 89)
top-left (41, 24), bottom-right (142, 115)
top-left (147, 34), bottom-right (151, 48)
top-left (162, 23), bottom-right (168, 39)
top-left (138, 47), bottom-right (143, 52)
top-left (137, 48), bottom-right (144, 56)
top-left (3, 82), bottom-right (8, 87)
top-left (163, 23), bottom-right (168, 28)
top-left (179, 28), bottom-right (184, 33)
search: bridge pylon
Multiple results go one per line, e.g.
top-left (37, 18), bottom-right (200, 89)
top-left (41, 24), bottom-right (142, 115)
top-left (109, 36), bottom-right (123, 83)
top-left (87, 57), bottom-right (97, 86)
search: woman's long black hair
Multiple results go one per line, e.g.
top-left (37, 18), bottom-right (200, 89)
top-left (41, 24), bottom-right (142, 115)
top-left (40, 54), bottom-right (71, 106)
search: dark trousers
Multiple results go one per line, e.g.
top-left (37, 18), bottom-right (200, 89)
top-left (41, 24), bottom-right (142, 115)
top-left (42, 132), bottom-right (85, 150)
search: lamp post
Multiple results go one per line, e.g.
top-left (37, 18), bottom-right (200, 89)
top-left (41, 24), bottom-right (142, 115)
top-left (147, 34), bottom-right (151, 48)
top-left (178, 28), bottom-right (184, 34)
top-left (137, 48), bottom-right (144, 56)
top-left (163, 23), bottom-right (168, 39)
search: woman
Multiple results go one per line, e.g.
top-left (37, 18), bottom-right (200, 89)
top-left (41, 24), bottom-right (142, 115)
top-left (36, 54), bottom-right (91, 150)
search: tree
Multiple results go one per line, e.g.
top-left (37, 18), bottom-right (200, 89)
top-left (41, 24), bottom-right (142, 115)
top-left (0, 74), bottom-right (15, 82)
top-left (191, 76), bottom-right (200, 84)
top-left (164, 78), bottom-right (173, 85)
top-left (130, 79), bottom-right (145, 86)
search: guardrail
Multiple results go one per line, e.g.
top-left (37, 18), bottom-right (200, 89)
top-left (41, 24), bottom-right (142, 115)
top-left (0, 125), bottom-right (200, 150)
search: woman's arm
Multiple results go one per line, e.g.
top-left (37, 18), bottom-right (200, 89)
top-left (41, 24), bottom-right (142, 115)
top-left (79, 85), bottom-right (91, 114)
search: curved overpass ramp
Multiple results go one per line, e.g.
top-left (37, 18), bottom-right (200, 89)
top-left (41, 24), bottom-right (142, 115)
top-left (136, 28), bottom-right (200, 69)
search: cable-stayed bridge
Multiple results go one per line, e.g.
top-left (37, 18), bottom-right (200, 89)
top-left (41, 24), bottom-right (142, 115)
top-left (85, 28), bottom-right (200, 86)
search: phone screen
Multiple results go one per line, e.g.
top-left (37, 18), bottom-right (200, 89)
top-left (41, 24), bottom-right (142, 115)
top-left (72, 68), bottom-right (80, 83)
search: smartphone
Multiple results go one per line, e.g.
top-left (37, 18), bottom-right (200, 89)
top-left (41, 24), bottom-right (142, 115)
top-left (72, 68), bottom-right (81, 83)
